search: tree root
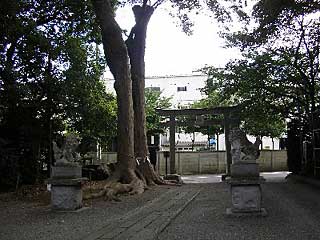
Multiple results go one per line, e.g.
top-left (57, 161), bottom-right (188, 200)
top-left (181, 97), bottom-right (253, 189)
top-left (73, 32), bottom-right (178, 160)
top-left (137, 157), bottom-right (182, 186)
top-left (129, 178), bottom-right (145, 195)
top-left (83, 180), bottom-right (134, 202)
top-left (84, 157), bottom-right (181, 201)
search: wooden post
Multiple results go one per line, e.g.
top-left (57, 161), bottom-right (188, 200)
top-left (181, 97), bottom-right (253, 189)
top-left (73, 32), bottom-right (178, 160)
top-left (169, 115), bottom-right (176, 174)
top-left (224, 112), bottom-right (232, 175)
top-left (198, 152), bottom-right (201, 174)
top-left (271, 138), bottom-right (274, 171)
top-left (178, 152), bottom-right (181, 174)
top-left (216, 133), bottom-right (219, 151)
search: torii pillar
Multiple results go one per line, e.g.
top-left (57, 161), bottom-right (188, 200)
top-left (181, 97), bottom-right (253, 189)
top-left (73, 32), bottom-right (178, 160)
top-left (224, 112), bottom-right (232, 176)
top-left (169, 115), bottom-right (176, 174)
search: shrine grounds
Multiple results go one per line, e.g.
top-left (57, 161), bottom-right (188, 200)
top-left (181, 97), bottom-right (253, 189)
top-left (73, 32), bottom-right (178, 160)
top-left (1, 172), bottom-right (320, 240)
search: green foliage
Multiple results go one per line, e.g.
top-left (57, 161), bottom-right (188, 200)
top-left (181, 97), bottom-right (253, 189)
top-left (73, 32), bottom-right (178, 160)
top-left (63, 37), bottom-right (117, 145)
top-left (241, 107), bottom-right (286, 138)
top-left (145, 88), bottom-right (171, 135)
top-left (202, 53), bottom-right (288, 138)
top-left (0, 0), bottom-right (102, 136)
top-left (181, 93), bottom-right (224, 136)
top-left (208, 0), bottom-right (319, 129)
top-left (204, 0), bottom-right (319, 175)
top-left (0, 0), bottom-right (116, 188)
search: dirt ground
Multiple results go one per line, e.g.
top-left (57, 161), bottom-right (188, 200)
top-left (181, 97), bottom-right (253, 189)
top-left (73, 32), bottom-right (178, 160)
top-left (0, 179), bottom-right (113, 205)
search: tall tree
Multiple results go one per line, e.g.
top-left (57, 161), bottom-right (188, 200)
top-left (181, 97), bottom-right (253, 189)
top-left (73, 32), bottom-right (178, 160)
top-left (92, 0), bottom-right (138, 185)
top-left (91, 0), bottom-right (204, 192)
top-left (216, 0), bottom-right (320, 119)
top-left (125, 2), bottom-right (154, 161)
top-left (201, 54), bottom-right (288, 139)
top-left (124, 0), bottom-right (201, 184)
top-left (203, 0), bottom-right (319, 174)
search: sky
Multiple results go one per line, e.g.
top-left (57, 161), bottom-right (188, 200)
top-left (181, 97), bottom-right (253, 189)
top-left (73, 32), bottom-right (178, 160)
top-left (104, 3), bottom-right (241, 78)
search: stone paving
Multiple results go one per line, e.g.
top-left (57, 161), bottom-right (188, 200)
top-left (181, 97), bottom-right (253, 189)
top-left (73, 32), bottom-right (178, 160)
top-left (81, 187), bottom-right (200, 240)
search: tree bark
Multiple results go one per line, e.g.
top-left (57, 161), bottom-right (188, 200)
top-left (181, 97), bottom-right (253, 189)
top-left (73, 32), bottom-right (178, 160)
top-left (92, 0), bottom-right (136, 183)
top-left (124, 4), bottom-right (167, 185)
top-left (126, 4), bottom-right (154, 160)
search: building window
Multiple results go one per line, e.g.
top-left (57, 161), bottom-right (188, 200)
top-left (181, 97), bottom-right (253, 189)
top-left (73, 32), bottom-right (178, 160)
top-left (177, 86), bottom-right (187, 92)
top-left (146, 87), bottom-right (161, 92)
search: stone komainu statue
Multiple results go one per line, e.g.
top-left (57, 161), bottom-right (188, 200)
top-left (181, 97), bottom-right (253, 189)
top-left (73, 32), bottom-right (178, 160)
top-left (53, 134), bottom-right (80, 165)
top-left (229, 128), bottom-right (262, 163)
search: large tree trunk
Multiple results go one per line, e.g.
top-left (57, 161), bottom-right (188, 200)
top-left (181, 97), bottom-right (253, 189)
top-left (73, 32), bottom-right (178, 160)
top-left (89, 0), bottom-right (174, 201)
top-left (126, 4), bottom-right (165, 185)
top-left (126, 5), bottom-right (154, 160)
top-left (92, 0), bottom-right (136, 183)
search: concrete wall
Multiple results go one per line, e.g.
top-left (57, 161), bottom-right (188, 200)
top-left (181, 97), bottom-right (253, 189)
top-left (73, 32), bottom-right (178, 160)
top-left (91, 150), bottom-right (287, 175)
top-left (92, 152), bottom-right (117, 165)
top-left (156, 150), bottom-right (288, 175)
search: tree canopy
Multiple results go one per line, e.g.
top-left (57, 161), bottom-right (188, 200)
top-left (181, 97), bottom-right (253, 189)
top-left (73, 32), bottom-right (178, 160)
top-left (199, 0), bottom-right (319, 138)
top-left (0, 0), bottom-right (117, 190)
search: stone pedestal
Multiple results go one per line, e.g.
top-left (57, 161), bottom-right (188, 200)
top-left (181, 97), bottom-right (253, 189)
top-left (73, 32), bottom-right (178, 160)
top-left (231, 162), bottom-right (259, 178)
top-left (48, 164), bottom-right (87, 211)
top-left (226, 162), bottom-right (267, 216)
top-left (51, 165), bottom-right (82, 178)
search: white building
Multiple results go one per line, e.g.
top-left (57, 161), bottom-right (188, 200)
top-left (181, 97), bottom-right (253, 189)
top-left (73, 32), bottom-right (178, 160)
top-left (104, 74), bottom-right (280, 150)
top-left (144, 74), bottom-right (206, 107)
top-left (104, 74), bottom-right (206, 107)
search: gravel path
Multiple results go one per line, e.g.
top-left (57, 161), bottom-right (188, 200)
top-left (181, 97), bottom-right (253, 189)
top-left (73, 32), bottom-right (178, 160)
top-left (1, 177), bottom-right (320, 240)
top-left (158, 181), bottom-right (320, 240)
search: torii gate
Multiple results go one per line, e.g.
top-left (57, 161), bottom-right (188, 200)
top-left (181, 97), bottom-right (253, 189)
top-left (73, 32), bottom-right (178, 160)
top-left (156, 106), bottom-right (240, 175)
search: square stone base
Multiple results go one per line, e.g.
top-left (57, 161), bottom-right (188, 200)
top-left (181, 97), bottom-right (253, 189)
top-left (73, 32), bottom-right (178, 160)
top-left (51, 185), bottom-right (82, 211)
top-left (226, 208), bottom-right (267, 217)
top-left (231, 162), bottom-right (259, 178)
top-left (231, 184), bottom-right (262, 212)
top-left (51, 165), bottom-right (81, 179)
